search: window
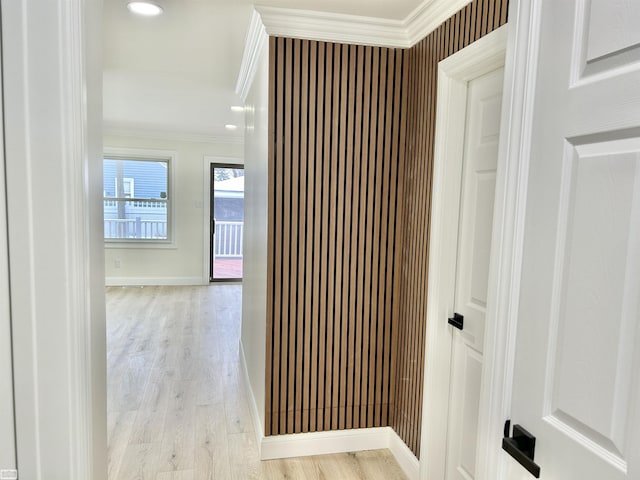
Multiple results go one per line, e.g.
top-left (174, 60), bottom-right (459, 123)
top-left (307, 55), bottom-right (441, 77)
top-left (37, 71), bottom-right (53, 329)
top-left (103, 155), bottom-right (170, 241)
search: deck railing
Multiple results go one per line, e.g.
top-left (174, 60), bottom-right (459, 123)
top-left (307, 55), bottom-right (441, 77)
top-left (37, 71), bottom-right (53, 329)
top-left (104, 218), bottom-right (167, 239)
top-left (104, 218), bottom-right (244, 257)
top-left (214, 221), bottom-right (243, 258)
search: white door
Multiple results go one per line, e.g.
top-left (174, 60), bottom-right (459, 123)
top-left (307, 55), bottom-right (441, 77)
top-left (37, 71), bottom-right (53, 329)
top-left (446, 66), bottom-right (504, 480)
top-left (507, 0), bottom-right (640, 479)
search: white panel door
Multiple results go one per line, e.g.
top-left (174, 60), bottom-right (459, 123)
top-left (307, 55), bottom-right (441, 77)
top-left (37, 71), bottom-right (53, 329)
top-left (508, 0), bottom-right (640, 478)
top-left (446, 66), bottom-right (504, 480)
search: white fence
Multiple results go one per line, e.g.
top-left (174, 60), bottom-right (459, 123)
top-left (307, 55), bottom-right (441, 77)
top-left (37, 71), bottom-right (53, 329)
top-left (214, 221), bottom-right (243, 258)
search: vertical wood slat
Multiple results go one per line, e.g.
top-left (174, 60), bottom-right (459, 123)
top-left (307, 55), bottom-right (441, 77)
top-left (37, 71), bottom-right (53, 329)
top-left (266, 37), bottom-right (405, 436)
top-left (265, 36), bottom-right (276, 437)
top-left (393, 0), bottom-right (509, 457)
top-left (264, 0), bottom-right (509, 459)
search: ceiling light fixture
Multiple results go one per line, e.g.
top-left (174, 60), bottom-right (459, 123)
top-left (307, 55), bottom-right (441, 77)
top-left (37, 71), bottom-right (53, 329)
top-left (127, 1), bottom-right (163, 16)
top-left (225, 124), bottom-right (238, 130)
top-left (230, 105), bottom-right (244, 113)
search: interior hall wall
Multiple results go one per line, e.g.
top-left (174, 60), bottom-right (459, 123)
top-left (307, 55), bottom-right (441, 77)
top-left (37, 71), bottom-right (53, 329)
top-left (393, 0), bottom-right (509, 457)
top-left (241, 36), bottom-right (271, 432)
top-left (266, 37), bottom-right (408, 436)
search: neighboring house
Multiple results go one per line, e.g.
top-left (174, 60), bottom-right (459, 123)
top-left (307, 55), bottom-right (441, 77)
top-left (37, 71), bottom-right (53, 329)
top-left (102, 159), bottom-right (168, 199)
top-left (214, 175), bottom-right (244, 222)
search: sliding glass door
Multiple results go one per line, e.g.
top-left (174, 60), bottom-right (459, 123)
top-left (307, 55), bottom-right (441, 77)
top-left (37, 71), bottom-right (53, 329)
top-left (210, 164), bottom-right (244, 282)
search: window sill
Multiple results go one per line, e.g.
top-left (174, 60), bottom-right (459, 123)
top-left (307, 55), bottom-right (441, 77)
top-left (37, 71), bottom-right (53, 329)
top-left (104, 240), bottom-right (177, 250)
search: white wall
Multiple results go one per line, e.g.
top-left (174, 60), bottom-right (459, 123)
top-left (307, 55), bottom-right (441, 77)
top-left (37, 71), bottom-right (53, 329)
top-left (240, 37), bottom-right (270, 433)
top-left (103, 134), bottom-right (242, 285)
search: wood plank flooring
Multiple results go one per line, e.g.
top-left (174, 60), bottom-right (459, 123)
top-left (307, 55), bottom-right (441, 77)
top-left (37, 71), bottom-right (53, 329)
top-left (106, 285), bottom-right (408, 480)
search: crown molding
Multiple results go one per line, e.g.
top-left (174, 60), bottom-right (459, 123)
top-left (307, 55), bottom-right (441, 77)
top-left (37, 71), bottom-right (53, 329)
top-left (247, 0), bottom-right (475, 51)
top-left (235, 0), bottom-right (479, 111)
top-left (236, 10), bottom-right (269, 102)
top-left (103, 123), bottom-right (244, 146)
top-left (405, 0), bottom-right (473, 46)
top-left (255, 5), bottom-right (409, 48)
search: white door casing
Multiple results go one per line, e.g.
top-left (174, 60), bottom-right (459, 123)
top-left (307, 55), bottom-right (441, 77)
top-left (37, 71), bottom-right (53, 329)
top-left (445, 66), bottom-right (504, 480)
top-left (420, 26), bottom-right (507, 480)
top-left (0, 16), bottom-right (17, 471)
top-left (506, 0), bottom-right (640, 478)
top-left (2, 0), bottom-right (107, 478)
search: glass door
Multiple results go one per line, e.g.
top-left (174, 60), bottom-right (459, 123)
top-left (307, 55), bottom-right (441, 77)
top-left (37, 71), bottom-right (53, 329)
top-left (210, 164), bottom-right (244, 282)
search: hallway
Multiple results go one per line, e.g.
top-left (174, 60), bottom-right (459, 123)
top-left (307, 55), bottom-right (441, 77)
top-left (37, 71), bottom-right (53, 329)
top-left (106, 285), bottom-right (408, 479)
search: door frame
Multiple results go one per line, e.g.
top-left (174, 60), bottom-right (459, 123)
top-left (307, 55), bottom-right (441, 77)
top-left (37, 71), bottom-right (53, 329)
top-left (417, 0), bottom-right (542, 478)
top-left (0, 20), bottom-right (17, 471)
top-left (419, 25), bottom-right (508, 480)
top-left (202, 155), bottom-right (244, 284)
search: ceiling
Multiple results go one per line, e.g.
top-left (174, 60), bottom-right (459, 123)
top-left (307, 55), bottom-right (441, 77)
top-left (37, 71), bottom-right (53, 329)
top-left (103, 0), bottom-right (425, 141)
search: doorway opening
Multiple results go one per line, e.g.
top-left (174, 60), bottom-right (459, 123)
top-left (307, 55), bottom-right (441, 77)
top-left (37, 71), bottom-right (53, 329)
top-left (210, 163), bottom-right (245, 282)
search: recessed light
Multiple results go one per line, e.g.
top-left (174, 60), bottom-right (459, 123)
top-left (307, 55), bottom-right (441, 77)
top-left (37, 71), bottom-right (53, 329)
top-left (127, 1), bottom-right (163, 16)
top-left (225, 124), bottom-right (238, 130)
top-left (230, 105), bottom-right (244, 113)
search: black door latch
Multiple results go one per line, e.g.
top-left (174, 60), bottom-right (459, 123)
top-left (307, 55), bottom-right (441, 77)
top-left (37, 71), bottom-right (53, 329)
top-left (448, 312), bottom-right (464, 330)
top-left (502, 420), bottom-right (541, 478)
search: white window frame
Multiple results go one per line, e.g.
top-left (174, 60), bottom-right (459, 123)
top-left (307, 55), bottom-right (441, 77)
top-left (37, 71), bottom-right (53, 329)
top-left (104, 147), bottom-right (176, 248)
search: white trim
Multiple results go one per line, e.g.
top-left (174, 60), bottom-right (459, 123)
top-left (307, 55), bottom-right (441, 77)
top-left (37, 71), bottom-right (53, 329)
top-left (239, 340), bottom-right (264, 457)
top-left (0, 26), bottom-right (17, 470)
top-left (261, 427), bottom-right (390, 460)
top-left (255, 5), bottom-right (408, 48)
top-left (202, 155), bottom-right (244, 284)
top-left (236, 11), bottom-right (269, 102)
top-left (419, 25), bottom-right (507, 480)
top-left (389, 431), bottom-right (421, 480)
top-left (105, 277), bottom-right (206, 287)
top-left (253, 0), bottom-right (475, 49)
top-left (405, 0), bottom-right (473, 46)
top-left (260, 427), bottom-right (419, 480)
top-left (2, 0), bottom-right (106, 477)
top-left (103, 124), bottom-right (243, 146)
top-left (475, 1), bottom-right (541, 478)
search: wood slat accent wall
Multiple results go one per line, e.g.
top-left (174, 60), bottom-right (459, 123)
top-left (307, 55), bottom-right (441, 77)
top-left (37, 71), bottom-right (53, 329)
top-left (393, 0), bottom-right (509, 457)
top-left (266, 38), bottom-right (407, 436)
top-left (265, 0), bottom-right (508, 457)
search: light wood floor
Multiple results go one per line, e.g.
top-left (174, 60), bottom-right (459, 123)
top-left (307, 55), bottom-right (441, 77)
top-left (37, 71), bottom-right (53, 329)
top-left (106, 285), bottom-right (409, 480)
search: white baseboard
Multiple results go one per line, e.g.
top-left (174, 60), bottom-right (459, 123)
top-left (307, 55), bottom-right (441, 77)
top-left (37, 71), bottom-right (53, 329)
top-left (261, 427), bottom-right (391, 460)
top-left (239, 340), bottom-right (265, 456)
top-left (105, 276), bottom-right (207, 286)
top-left (389, 429), bottom-right (421, 480)
top-left (259, 426), bottom-right (419, 480)
top-left (238, 345), bottom-right (419, 480)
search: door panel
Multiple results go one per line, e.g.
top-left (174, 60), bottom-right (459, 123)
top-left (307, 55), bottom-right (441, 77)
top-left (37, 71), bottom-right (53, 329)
top-left (446, 66), bottom-right (504, 480)
top-left (509, 0), bottom-right (640, 478)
